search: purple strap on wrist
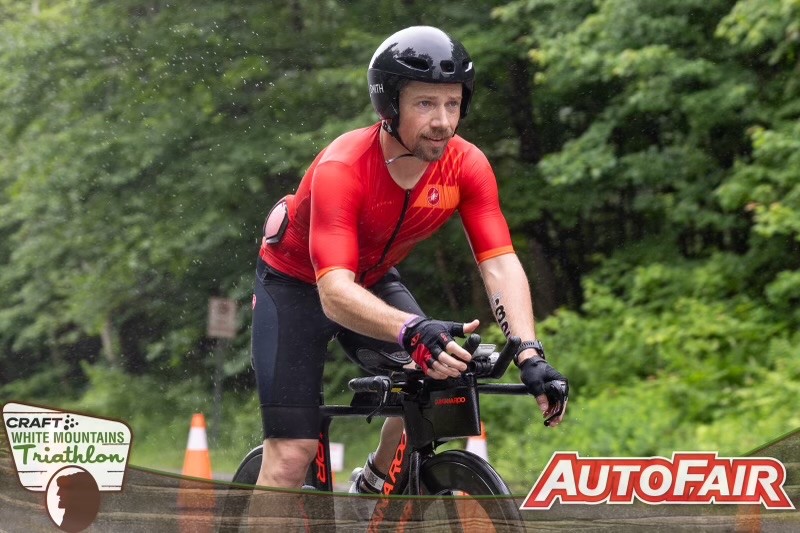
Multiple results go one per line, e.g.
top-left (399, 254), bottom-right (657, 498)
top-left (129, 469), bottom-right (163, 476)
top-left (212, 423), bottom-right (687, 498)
top-left (398, 315), bottom-right (421, 346)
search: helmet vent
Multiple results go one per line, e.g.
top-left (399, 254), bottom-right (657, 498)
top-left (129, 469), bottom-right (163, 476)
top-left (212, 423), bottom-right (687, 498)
top-left (397, 56), bottom-right (430, 71)
top-left (440, 60), bottom-right (455, 73)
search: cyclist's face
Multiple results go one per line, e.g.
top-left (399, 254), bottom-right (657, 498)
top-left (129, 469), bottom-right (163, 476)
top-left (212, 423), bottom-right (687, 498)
top-left (398, 82), bottom-right (462, 162)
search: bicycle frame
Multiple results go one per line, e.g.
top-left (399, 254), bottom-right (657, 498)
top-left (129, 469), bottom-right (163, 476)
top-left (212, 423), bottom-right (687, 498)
top-left (304, 403), bottom-right (403, 492)
top-left (222, 337), bottom-right (551, 532)
top-left (304, 380), bottom-right (527, 495)
top-left (298, 378), bottom-right (527, 531)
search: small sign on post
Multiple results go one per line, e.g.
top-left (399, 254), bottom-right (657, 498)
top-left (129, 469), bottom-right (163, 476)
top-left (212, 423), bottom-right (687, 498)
top-left (329, 442), bottom-right (345, 473)
top-left (207, 297), bottom-right (238, 339)
top-left (207, 297), bottom-right (237, 445)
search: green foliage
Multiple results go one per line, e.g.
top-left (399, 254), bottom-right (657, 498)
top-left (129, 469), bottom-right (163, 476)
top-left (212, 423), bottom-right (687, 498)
top-left (716, 0), bottom-right (800, 70)
top-left (482, 260), bottom-right (800, 490)
top-left (719, 123), bottom-right (800, 241)
top-left (66, 363), bottom-right (263, 471)
top-left (0, 364), bottom-right (74, 404)
top-left (543, 251), bottom-right (786, 396)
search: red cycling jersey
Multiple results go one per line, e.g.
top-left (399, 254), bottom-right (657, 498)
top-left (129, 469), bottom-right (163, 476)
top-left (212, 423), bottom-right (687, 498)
top-left (260, 123), bottom-right (514, 287)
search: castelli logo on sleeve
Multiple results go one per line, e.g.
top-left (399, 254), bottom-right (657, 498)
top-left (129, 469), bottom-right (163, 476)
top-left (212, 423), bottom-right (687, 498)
top-left (521, 452), bottom-right (795, 510)
top-left (427, 187), bottom-right (440, 206)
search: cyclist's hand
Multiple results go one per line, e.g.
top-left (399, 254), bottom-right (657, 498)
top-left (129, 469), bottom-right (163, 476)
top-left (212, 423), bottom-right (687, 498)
top-left (519, 356), bottom-right (569, 426)
top-left (401, 317), bottom-right (479, 379)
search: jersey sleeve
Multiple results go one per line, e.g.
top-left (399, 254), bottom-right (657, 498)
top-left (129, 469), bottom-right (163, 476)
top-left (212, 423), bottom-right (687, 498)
top-left (458, 147), bottom-right (514, 263)
top-left (309, 161), bottom-right (363, 279)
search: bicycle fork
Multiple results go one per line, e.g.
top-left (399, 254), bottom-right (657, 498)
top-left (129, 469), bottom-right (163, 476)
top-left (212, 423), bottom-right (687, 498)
top-left (304, 419), bottom-right (426, 530)
top-left (368, 430), bottom-right (433, 531)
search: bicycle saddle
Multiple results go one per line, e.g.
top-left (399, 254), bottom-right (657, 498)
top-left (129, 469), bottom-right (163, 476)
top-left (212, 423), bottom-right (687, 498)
top-left (336, 329), bottom-right (413, 374)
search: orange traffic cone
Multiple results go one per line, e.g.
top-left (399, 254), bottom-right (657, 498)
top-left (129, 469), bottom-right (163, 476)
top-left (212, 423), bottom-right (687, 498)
top-left (182, 413), bottom-right (212, 479)
top-left (465, 421), bottom-right (488, 461)
top-left (178, 414), bottom-right (215, 533)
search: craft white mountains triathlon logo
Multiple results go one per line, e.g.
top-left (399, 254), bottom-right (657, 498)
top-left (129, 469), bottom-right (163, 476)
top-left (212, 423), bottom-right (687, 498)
top-left (3, 402), bottom-right (132, 532)
top-left (521, 452), bottom-right (794, 510)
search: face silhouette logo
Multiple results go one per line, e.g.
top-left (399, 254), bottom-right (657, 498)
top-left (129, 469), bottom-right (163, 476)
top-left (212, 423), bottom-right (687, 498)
top-left (46, 466), bottom-right (101, 532)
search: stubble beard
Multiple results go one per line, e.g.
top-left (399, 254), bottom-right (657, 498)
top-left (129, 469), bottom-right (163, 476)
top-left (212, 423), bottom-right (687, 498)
top-left (410, 128), bottom-right (453, 162)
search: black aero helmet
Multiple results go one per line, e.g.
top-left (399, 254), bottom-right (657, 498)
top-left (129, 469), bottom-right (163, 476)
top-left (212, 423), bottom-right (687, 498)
top-left (368, 26), bottom-right (475, 127)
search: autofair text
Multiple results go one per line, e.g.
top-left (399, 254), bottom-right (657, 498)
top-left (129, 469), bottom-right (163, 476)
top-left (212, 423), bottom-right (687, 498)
top-left (521, 452), bottom-right (794, 510)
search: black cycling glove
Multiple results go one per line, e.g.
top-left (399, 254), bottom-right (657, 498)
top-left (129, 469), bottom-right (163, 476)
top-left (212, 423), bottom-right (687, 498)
top-left (400, 316), bottom-right (464, 374)
top-left (519, 356), bottom-right (569, 424)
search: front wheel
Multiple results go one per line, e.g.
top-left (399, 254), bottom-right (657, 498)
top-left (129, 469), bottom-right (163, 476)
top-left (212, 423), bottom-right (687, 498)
top-left (219, 446), bottom-right (336, 532)
top-left (232, 444), bottom-right (264, 485)
top-left (416, 450), bottom-right (524, 531)
top-left (218, 446), bottom-right (263, 532)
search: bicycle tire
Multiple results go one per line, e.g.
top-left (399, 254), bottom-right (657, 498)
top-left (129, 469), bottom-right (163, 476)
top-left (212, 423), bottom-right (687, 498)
top-left (220, 446), bottom-right (338, 532)
top-left (217, 446), bottom-right (263, 532)
top-left (232, 445), bottom-right (264, 484)
top-left (415, 450), bottom-right (524, 531)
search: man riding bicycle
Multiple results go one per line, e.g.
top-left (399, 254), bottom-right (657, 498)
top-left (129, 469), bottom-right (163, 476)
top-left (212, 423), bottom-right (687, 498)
top-left (251, 25), bottom-right (568, 494)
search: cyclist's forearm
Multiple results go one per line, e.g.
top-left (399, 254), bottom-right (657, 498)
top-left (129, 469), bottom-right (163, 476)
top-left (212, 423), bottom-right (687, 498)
top-left (478, 254), bottom-right (538, 356)
top-left (317, 268), bottom-right (414, 342)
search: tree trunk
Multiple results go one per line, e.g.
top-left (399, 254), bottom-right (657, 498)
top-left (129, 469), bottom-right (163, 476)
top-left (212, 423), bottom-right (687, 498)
top-left (526, 237), bottom-right (561, 318)
top-left (435, 248), bottom-right (460, 313)
top-left (508, 57), bottom-right (541, 163)
top-left (100, 317), bottom-right (120, 367)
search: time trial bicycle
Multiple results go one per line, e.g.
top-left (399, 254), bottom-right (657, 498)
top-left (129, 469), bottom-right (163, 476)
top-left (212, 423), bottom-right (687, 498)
top-left (219, 334), bottom-right (568, 531)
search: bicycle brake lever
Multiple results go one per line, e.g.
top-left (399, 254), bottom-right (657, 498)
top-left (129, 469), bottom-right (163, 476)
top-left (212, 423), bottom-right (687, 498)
top-left (366, 376), bottom-right (392, 423)
top-left (543, 379), bottom-right (569, 426)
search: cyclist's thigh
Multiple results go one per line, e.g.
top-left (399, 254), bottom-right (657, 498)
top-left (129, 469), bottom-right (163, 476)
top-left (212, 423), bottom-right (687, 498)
top-left (251, 259), bottom-right (337, 439)
top-left (370, 267), bottom-right (425, 316)
top-left (337, 268), bottom-right (424, 354)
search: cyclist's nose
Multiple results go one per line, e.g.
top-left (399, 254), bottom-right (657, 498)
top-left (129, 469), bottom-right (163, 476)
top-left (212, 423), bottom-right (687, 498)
top-left (430, 104), bottom-right (449, 129)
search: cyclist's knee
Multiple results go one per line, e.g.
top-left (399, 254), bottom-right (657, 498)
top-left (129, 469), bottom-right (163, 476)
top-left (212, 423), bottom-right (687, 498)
top-left (259, 438), bottom-right (317, 487)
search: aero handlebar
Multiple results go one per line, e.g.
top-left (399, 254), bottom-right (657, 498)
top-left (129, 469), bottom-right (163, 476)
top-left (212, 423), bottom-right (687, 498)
top-left (348, 334), bottom-right (568, 427)
top-left (348, 334), bottom-right (520, 394)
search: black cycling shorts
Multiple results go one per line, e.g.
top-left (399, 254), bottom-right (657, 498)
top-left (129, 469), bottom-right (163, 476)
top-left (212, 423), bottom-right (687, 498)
top-left (251, 258), bottom-right (424, 439)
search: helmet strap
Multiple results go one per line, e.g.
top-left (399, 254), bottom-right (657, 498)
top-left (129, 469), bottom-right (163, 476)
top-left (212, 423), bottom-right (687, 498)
top-left (381, 120), bottom-right (415, 165)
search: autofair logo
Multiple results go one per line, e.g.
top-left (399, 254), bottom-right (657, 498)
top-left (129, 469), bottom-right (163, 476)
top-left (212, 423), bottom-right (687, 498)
top-left (521, 452), bottom-right (794, 510)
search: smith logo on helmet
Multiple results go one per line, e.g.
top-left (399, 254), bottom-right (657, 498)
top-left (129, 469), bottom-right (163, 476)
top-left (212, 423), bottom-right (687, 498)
top-left (369, 83), bottom-right (384, 94)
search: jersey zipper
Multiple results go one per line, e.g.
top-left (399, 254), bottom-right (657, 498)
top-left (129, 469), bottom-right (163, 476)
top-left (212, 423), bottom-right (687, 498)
top-left (359, 189), bottom-right (412, 284)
